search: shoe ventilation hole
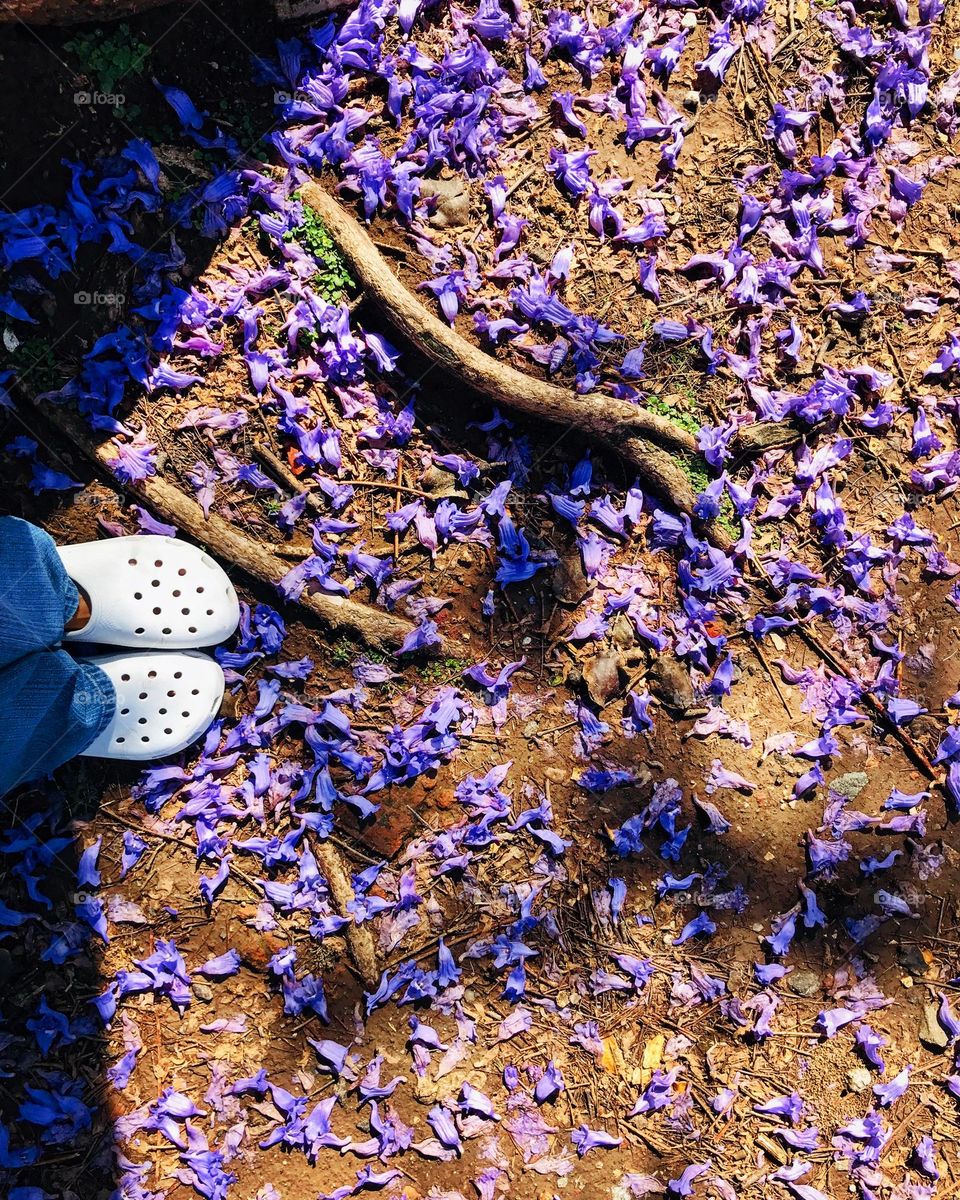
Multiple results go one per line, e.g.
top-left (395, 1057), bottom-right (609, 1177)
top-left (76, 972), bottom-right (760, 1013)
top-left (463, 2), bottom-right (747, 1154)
top-left (173, 589), bottom-right (181, 598)
top-left (162, 627), bottom-right (172, 635)
top-left (182, 607), bottom-right (190, 615)
top-left (206, 609), bottom-right (214, 616)
top-left (134, 591), bottom-right (142, 600)
top-left (120, 708), bottom-right (129, 716)
top-left (188, 626), bottom-right (197, 634)
top-left (173, 671), bottom-right (182, 679)
top-left (128, 558), bottom-right (137, 566)
top-left (167, 689), bottom-right (176, 697)
top-left (159, 707), bottom-right (167, 715)
top-left (135, 627), bottom-right (145, 636)
top-left (154, 560), bottom-right (163, 568)
top-left (196, 586), bottom-right (205, 594)
top-left (191, 688), bottom-right (199, 696)
top-left (138, 717), bottom-right (147, 725)
top-left (182, 711), bottom-right (190, 718)
top-left (116, 736), bottom-right (125, 744)
top-left (151, 580), bottom-right (160, 588)
top-left (178, 568), bottom-right (187, 577)
top-left (141, 736), bottom-right (149, 743)
top-left (147, 670), bottom-right (157, 679)
top-left (164, 728), bottom-right (173, 735)
top-left (153, 607), bottom-right (162, 616)
top-left (138, 692), bottom-right (148, 700)
top-left (120, 673), bottom-right (130, 682)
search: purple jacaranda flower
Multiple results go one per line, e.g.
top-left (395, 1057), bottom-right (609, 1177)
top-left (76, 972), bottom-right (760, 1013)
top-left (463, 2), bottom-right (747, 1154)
top-left (937, 992), bottom-right (960, 1040)
top-left (629, 1068), bottom-right (680, 1116)
top-left (198, 950), bottom-right (241, 979)
top-left (427, 1104), bottom-right (461, 1149)
top-left (547, 148), bottom-right (596, 197)
top-left (29, 464), bottom-right (82, 495)
top-left (77, 837), bottom-right (102, 888)
top-left (156, 80), bottom-right (205, 129)
top-left (832, 1109), bottom-right (890, 1165)
top-left (924, 330), bottom-right (960, 380)
top-left (459, 1083), bottom-right (498, 1120)
top-left (855, 1026), bottom-right (887, 1072)
top-left (673, 912), bottom-right (716, 944)
top-left (765, 910), bottom-right (798, 957)
top-left (712, 1086), bottom-right (737, 1116)
top-left (496, 515), bottom-right (551, 586)
top-left (873, 1066), bottom-right (910, 1107)
top-left (754, 1093), bottom-right (804, 1125)
top-left (571, 1125), bottom-right (622, 1155)
top-left (706, 760), bottom-right (755, 793)
top-left (108, 427), bottom-right (157, 484)
top-left (911, 1135), bottom-right (940, 1179)
top-left (534, 1061), bottom-right (565, 1105)
top-left (817, 1007), bottom-right (861, 1037)
top-left (667, 1162), bottom-right (710, 1196)
top-left (396, 619), bottom-right (442, 657)
top-left (779, 1127), bottom-right (820, 1152)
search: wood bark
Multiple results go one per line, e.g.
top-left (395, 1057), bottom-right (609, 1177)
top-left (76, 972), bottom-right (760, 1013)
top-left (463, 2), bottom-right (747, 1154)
top-left (297, 181), bottom-right (704, 522)
top-left (1, 0), bottom-right (180, 21)
top-left (30, 397), bottom-right (418, 651)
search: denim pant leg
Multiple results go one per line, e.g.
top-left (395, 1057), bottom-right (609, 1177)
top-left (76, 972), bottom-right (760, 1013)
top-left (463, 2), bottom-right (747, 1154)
top-left (0, 516), bottom-right (80, 667)
top-left (0, 517), bottom-right (115, 796)
top-left (0, 651), bottom-right (115, 797)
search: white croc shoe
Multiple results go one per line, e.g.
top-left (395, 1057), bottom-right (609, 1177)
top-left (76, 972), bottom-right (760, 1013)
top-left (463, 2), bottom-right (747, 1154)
top-left (58, 535), bottom-right (240, 649)
top-left (78, 650), bottom-right (225, 761)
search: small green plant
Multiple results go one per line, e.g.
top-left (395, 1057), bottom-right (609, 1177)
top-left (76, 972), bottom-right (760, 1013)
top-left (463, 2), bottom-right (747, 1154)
top-left (331, 635), bottom-right (356, 666)
top-left (214, 99), bottom-right (265, 154)
top-left (65, 23), bottom-right (150, 97)
top-left (682, 458), bottom-right (738, 538)
top-left (646, 393), bottom-right (702, 437)
top-left (286, 198), bottom-right (355, 304)
top-left (418, 656), bottom-right (468, 684)
top-left (10, 337), bottom-right (68, 393)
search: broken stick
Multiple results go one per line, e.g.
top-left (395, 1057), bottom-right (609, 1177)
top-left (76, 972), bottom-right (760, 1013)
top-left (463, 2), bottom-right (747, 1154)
top-left (29, 395), bottom-right (417, 652)
top-left (297, 180), bottom-right (704, 523)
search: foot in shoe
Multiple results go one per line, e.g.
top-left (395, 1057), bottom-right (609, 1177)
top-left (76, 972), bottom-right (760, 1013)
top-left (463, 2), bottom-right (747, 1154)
top-left (78, 650), bottom-right (225, 761)
top-left (58, 535), bottom-right (240, 649)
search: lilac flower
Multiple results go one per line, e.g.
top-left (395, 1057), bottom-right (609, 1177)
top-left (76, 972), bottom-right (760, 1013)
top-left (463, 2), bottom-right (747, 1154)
top-left (912, 1135), bottom-right (940, 1179)
top-left (459, 1083), bottom-right (498, 1120)
top-left (29, 464), bottom-right (82, 494)
top-left (108, 427), bottom-right (157, 483)
top-left (872, 1066), bottom-right (910, 1106)
top-left (667, 1162), bottom-right (710, 1197)
top-left (754, 1093), bottom-right (804, 1125)
top-left (547, 148), bottom-right (596, 197)
top-left (534, 1061), bottom-right (565, 1105)
top-left (198, 950), bottom-right (241, 979)
top-left (937, 992), bottom-right (960, 1040)
top-left (571, 1125), bottom-right (622, 1155)
top-left (817, 1007), bottom-right (860, 1037)
top-left (673, 912), bottom-right (716, 945)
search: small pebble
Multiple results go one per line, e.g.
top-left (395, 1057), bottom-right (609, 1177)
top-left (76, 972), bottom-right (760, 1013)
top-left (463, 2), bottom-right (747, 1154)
top-left (787, 970), bottom-right (821, 997)
top-left (832, 771), bottom-right (869, 800)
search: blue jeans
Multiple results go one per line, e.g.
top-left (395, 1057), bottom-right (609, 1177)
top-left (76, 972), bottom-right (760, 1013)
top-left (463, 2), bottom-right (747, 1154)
top-left (0, 517), bottom-right (115, 797)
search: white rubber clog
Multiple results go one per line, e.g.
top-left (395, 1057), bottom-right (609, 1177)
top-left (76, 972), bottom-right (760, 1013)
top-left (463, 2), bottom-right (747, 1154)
top-left (78, 650), bottom-right (225, 761)
top-left (58, 535), bottom-right (240, 649)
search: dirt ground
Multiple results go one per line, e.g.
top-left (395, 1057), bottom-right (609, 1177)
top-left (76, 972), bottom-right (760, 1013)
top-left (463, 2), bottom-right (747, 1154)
top-left (3, 1), bottom-right (960, 1199)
